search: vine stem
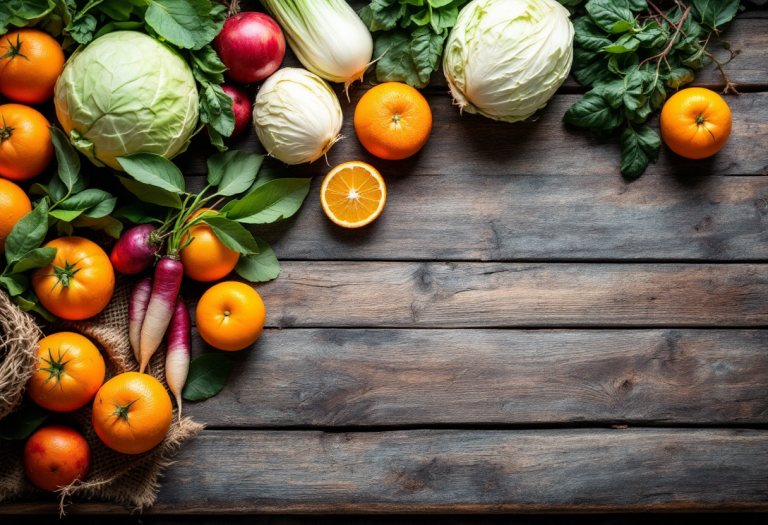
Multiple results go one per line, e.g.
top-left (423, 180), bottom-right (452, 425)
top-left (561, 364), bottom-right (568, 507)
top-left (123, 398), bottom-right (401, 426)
top-left (703, 49), bottom-right (741, 95)
top-left (639, 5), bottom-right (692, 69)
top-left (646, 0), bottom-right (684, 37)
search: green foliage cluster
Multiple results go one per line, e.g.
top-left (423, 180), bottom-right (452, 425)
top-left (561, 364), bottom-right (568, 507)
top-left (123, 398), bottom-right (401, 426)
top-left (0, 0), bottom-right (235, 150)
top-left (361, 0), bottom-right (469, 88)
top-left (563, 0), bottom-right (741, 178)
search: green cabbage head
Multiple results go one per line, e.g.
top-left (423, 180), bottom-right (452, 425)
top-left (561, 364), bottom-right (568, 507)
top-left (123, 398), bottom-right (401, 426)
top-left (54, 31), bottom-right (199, 170)
top-left (443, 0), bottom-right (574, 123)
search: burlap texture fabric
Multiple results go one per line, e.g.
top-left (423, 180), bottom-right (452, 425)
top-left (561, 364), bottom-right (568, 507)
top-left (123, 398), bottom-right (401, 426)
top-left (0, 275), bottom-right (204, 511)
top-left (0, 291), bottom-right (42, 420)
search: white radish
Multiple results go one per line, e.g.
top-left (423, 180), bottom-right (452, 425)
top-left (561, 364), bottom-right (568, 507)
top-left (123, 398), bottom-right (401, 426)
top-left (139, 257), bottom-right (183, 373)
top-left (165, 296), bottom-right (191, 419)
top-left (129, 277), bottom-right (153, 364)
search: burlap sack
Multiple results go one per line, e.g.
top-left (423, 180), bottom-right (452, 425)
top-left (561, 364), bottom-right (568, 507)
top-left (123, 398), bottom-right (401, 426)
top-left (0, 291), bottom-right (42, 420)
top-left (0, 276), bottom-right (204, 511)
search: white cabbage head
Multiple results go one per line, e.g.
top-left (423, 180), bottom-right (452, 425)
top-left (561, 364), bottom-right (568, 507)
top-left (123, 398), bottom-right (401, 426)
top-left (253, 68), bottom-right (343, 165)
top-left (54, 31), bottom-right (199, 170)
top-left (443, 0), bottom-right (574, 123)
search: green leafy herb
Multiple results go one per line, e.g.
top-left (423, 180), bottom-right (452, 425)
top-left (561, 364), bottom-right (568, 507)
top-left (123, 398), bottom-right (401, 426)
top-left (564, 0), bottom-right (741, 178)
top-left (362, 0), bottom-right (469, 88)
top-left (0, 402), bottom-right (50, 440)
top-left (182, 353), bottom-right (236, 401)
top-left (235, 238), bottom-right (281, 283)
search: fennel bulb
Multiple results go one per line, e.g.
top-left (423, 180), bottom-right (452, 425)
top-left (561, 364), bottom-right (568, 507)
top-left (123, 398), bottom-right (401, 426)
top-left (253, 68), bottom-right (343, 165)
top-left (443, 0), bottom-right (574, 123)
top-left (260, 0), bottom-right (373, 90)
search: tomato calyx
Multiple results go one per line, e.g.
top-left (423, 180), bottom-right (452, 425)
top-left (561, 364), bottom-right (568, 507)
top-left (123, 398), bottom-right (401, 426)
top-left (0, 35), bottom-right (29, 64)
top-left (0, 115), bottom-right (14, 142)
top-left (695, 114), bottom-right (716, 141)
top-left (43, 261), bottom-right (82, 291)
top-left (39, 346), bottom-right (73, 391)
top-left (110, 397), bottom-right (141, 425)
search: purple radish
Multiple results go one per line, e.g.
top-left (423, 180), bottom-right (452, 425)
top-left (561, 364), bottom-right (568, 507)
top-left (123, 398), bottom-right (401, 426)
top-left (166, 296), bottom-right (191, 419)
top-left (110, 224), bottom-right (161, 274)
top-left (139, 257), bottom-right (184, 373)
top-left (129, 277), bottom-right (153, 364)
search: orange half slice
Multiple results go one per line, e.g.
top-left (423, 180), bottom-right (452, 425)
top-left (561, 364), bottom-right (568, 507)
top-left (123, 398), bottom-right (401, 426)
top-left (320, 161), bottom-right (386, 228)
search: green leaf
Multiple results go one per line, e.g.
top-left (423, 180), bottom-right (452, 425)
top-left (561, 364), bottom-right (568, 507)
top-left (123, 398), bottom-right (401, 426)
top-left (144, 0), bottom-right (222, 50)
top-left (5, 200), bottom-right (48, 267)
top-left (208, 151), bottom-right (263, 195)
top-left (66, 12), bottom-right (98, 45)
top-left (120, 177), bottom-right (183, 209)
top-left (202, 216), bottom-right (260, 255)
top-left (563, 89), bottom-right (624, 131)
top-left (571, 48), bottom-right (613, 87)
top-left (409, 7), bottom-right (431, 27)
top-left (58, 188), bottom-right (114, 214)
top-left (48, 127), bottom-right (80, 192)
top-left (0, 274), bottom-right (28, 296)
top-left (10, 247), bottom-right (57, 274)
top-left (113, 202), bottom-right (164, 224)
top-left (604, 33), bottom-right (639, 54)
top-left (206, 123), bottom-right (228, 153)
top-left (191, 44), bottom-right (227, 84)
top-left (182, 353), bottom-right (236, 401)
top-left (12, 290), bottom-right (57, 322)
top-left (98, 0), bottom-right (134, 20)
top-left (360, 1), bottom-right (406, 32)
top-left (374, 29), bottom-right (421, 88)
top-left (608, 52), bottom-right (639, 75)
top-left (621, 125), bottom-right (660, 178)
top-left (93, 20), bottom-right (144, 40)
top-left (199, 82), bottom-right (236, 137)
top-left (56, 219), bottom-right (73, 237)
top-left (71, 215), bottom-right (124, 239)
top-left (226, 178), bottom-right (311, 225)
top-left (585, 0), bottom-right (635, 33)
top-left (665, 67), bottom-right (695, 89)
top-left (691, 0), bottom-right (739, 31)
top-left (573, 16), bottom-right (612, 51)
top-left (410, 26), bottom-right (444, 86)
top-left (118, 153), bottom-right (185, 194)
top-left (0, 403), bottom-right (50, 440)
top-left (49, 209), bottom-right (84, 222)
top-left (245, 168), bottom-right (285, 194)
top-left (635, 22), bottom-right (665, 48)
top-left (429, 3), bottom-right (459, 33)
top-left (234, 238), bottom-right (281, 283)
top-left (622, 70), bottom-right (645, 111)
top-left (626, 0), bottom-right (647, 11)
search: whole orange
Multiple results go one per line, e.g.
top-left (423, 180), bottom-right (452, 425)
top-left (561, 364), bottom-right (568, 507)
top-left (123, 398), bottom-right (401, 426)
top-left (23, 425), bottom-right (91, 492)
top-left (354, 82), bottom-right (433, 161)
top-left (0, 103), bottom-right (54, 181)
top-left (0, 29), bottom-right (65, 104)
top-left (32, 236), bottom-right (115, 321)
top-left (0, 177), bottom-right (31, 252)
top-left (27, 332), bottom-right (106, 412)
top-left (92, 372), bottom-right (173, 455)
top-left (196, 281), bottom-right (265, 351)
top-left (660, 87), bottom-right (732, 160)
top-left (180, 209), bottom-right (239, 282)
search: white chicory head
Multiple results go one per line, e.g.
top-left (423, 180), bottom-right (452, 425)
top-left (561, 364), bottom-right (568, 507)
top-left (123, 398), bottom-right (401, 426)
top-left (443, 0), bottom-right (574, 123)
top-left (54, 31), bottom-right (199, 171)
top-left (260, 0), bottom-right (373, 90)
top-left (253, 67), bottom-right (343, 165)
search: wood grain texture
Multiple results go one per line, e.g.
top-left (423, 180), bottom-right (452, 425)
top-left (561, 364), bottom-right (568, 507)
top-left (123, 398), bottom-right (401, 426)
top-left (175, 92), bottom-right (768, 179)
top-left (6, 429), bottom-right (768, 513)
top-left (187, 172), bottom-right (768, 261)
top-left (188, 263), bottom-right (768, 328)
top-left (184, 329), bottom-right (768, 427)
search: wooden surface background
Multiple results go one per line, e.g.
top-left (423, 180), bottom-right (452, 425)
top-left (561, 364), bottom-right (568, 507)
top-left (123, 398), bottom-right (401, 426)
top-left (4, 0), bottom-right (768, 516)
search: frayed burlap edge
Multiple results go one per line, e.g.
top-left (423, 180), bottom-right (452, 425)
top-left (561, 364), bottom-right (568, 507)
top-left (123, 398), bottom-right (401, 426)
top-left (0, 276), bottom-right (204, 512)
top-left (0, 291), bottom-right (42, 420)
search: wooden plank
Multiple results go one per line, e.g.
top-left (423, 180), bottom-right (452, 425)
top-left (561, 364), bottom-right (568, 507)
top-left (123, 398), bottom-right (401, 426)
top-left (186, 172), bottom-right (768, 261)
top-left (6, 429), bottom-right (768, 513)
top-left (175, 92), bottom-right (768, 178)
top-left (183, 329), bottom-right (768, 427)
top-left (188, 263), bottom-right (768, 328)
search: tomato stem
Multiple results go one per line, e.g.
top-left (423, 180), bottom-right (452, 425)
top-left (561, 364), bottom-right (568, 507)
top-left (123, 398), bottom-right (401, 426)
top-left (0, 115), bottom-right (14, 142)
top-left (42, 261), bottom-right (82, 291)
top-left (39, 346), bottom-right (73, 391)
top-left (0, 35), bottom-right (29, 63)
top-left (110, 397), bottom-right (141, 425)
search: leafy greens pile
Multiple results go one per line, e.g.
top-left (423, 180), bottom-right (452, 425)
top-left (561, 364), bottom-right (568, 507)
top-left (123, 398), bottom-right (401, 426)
top-left (0, 0), bottom-right (234, 149)
top-left (563, 0), bottom-right (741, 178)
top-left (361, 0), bottom-right (469, 88)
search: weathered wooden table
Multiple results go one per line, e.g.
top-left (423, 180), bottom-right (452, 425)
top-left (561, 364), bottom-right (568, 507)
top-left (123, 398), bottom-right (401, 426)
top-left (7, 1), bottom-right (768, 516)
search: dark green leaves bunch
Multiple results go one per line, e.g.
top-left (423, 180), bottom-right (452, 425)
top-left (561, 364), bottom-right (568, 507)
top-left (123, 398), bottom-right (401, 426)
top-left (361, 0), bottom-right (469, 88)
top-left (0, 128), bottom-right (125, 320)
top-left (1, 0), bottom-right (234, 151)
top-left (115, 150), bottom-right (312, 283)
top-left (563, 0), bottom-right (740, 178)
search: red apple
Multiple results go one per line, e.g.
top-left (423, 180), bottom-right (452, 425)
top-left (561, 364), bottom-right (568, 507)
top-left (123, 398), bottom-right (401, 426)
top-left (214, 12), bottom-right (285, 84)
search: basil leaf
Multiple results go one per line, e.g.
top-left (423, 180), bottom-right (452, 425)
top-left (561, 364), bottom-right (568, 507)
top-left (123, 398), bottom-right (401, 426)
top-left (361, 2), bottom-right (405, 32)
top-left (144, 0), bottom-right (223, 50)
top-left (182, 353), bottom-right (236, 401)
top-left (202, 216), bottom-right (260, 255)
top-left (604, 33), bottom-right (639, 54)
top-left (5, 200), bottom-right (48, 266)
top-left (573, 16), bottom-right (612, 51)
top-left (572, 48), bottom-right (613, 87)
top-left (0, 274), bottom-right (28, 296)
top-left (691, 0), bottom-right (739, 31)
top-left (0, 403), bottom-right (50, 440)
top-left (120, 177), bottom-right (183, 209)
top-left (118, 153), bottom-right (185, 194)
top-left (10, 247), bottom-right (57, 274)
top-left (586, 0), bottom-right (635, 33)
top-left (208, 150), bottom-right (263, 195)
top-left (226, 178), bottom-right (311, 225)
top-left (235, 238), bottom-right (281, 283)
top-left (48, 127), bottom-right (80, 192)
